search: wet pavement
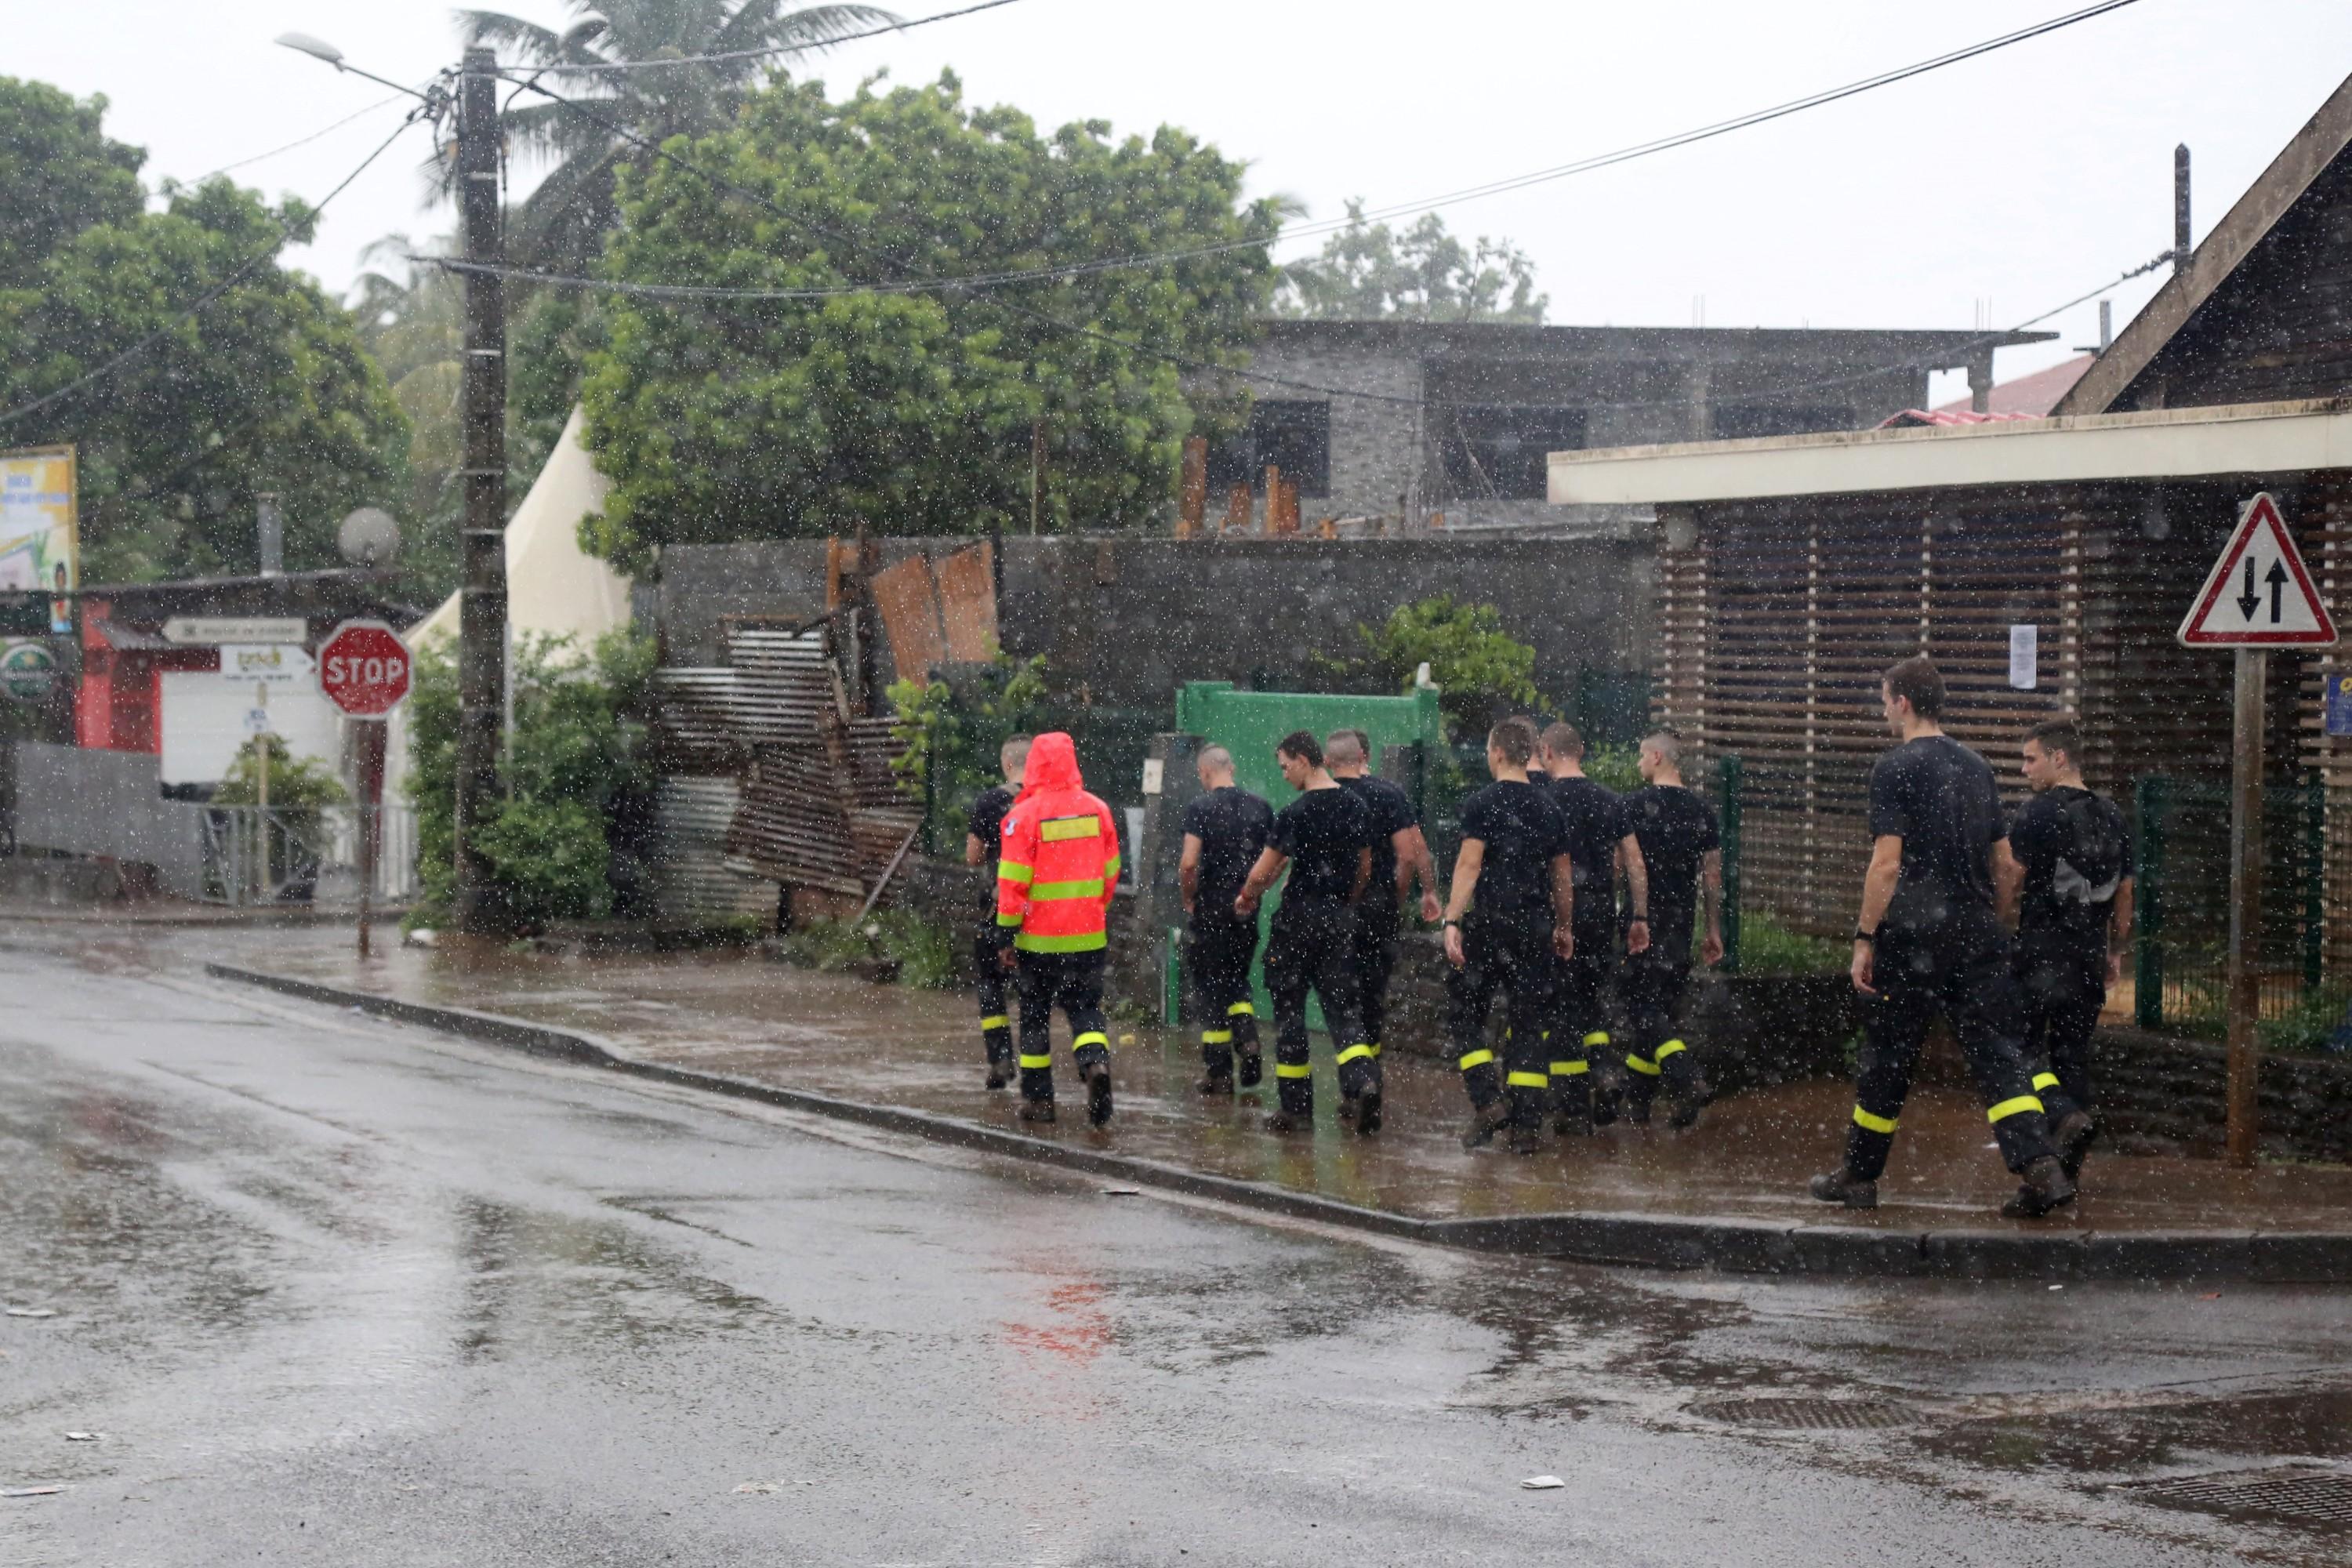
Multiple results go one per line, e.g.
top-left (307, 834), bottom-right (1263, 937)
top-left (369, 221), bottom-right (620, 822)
top-left (176, 925), bottom-right (2352, 1236)
top-left (5, 931), bottom-right (2352, 1564)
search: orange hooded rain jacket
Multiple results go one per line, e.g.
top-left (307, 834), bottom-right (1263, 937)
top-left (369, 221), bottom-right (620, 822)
top-left (994, 731), bottom-right (1120, 953)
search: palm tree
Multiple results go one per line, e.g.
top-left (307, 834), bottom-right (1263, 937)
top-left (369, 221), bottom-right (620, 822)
top-left (448, 2), bottom-right (899, 273)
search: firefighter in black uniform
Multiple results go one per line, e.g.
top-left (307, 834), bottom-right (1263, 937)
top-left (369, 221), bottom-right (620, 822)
top-left (1537, 722), bottom-right (1651, 1134)
top-left (1179, 745), bottom-right (1273, 1094)
top-left (1610, 728), bottom-right (1722, 1130)
top-left (2012, 715), bottom-right (2133, 1181)
top-left (1811, 656), bottom-right (2075, 1220)
top-left (1443, 717), bottom-right (1575, 1155)
top-left (963, 734), bottom-right (1031, 1089)
top-left (1325, 728), bottom-right (1441, 1071)
top-left (1235, 731), bottom-right (1380, 1134)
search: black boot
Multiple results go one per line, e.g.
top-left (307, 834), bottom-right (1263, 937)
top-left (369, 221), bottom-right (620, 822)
top-left (1084, 1064), bottom-right (1114, 1128)
top-left (1355, 1088), bottom-right (1383, 1136)
top-left (1808, 1167), bottom-right (1878, 1209)
top-left (1018, 1099), bottom-right (1057, 1124)
top-left (2001, 1156), bottom-right (2077, 1219)
top-left (1197, 1069), bottom-right (1235, 1097)
top-left (1237, 1053), bottom-right (1263, 1090)
top-left (1460, 1099), bottom-right (1510, 1152)
top-left (2053, 1112), bottom-right (2099, 1181)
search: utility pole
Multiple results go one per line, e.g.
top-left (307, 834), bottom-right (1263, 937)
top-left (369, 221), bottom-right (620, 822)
top-left (2174, 143), bottom-right (2193, 274)
top-left (455, 46), bottom-right (509, 933)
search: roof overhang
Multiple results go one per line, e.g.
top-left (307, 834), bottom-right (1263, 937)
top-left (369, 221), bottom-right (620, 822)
top-left (1547, 397), bottom-right (2352, 506)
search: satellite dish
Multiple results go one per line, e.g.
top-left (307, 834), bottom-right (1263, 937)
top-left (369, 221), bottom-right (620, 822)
top-left (338, 507), bottom-right (401, 566)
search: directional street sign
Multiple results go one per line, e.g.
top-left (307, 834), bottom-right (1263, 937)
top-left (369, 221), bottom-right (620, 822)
top-left (2177, 492), bottom-right (2338, 647)
top-left (220, 644), bottom-right (315, 684)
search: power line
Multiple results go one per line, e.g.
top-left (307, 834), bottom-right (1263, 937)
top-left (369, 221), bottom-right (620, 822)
top-left (0, 113), bottom-right (429, 433)
top-left (514, 0), bottom-right (1028, 74)
top-left (180, 88), bottom-right (420, 185)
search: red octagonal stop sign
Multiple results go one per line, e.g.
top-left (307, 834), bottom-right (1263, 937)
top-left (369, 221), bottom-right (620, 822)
top-left (318, 619), bottom-right (412, 719)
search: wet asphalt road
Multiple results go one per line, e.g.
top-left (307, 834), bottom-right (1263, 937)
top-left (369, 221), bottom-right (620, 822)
top-left (4, 937), bottom-right (2350, 1566)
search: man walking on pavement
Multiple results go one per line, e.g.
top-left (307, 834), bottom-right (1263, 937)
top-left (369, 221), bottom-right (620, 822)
top-left (1810, 656), bottom-right (2075, 1218)
top-left (964, 734), bottom-right (1033, 1090)
top-left (1235, 731), bottom-right (1381, 1135)
top-left (1610, 729), bottom-right (1722, 1131)
top-left (1180, 745), bottom-right (1273, 1095)
top-left (1443, 717), bottom-right (1576, 1155)
top-left (1326, 728), bottom-right (1443, 1073)
top-left (1537, 722), bottom-right (1651, 1134)
top-left (993, 731), bottom-right (1121, 1127)
top-left (2012, 716), bottom-right (2133, 1183)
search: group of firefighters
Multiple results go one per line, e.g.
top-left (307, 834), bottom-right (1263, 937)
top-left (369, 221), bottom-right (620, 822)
top-left (964, 652), bottom-right (2132, 1221)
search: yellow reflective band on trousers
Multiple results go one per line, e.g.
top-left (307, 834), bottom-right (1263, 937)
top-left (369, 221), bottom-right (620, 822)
top-left (1457, 1049), bottom-right (1496, 1071)
top-left (1582, 1031), bottom-right (1610, 1047)
top-left (1040, 815), bottom-right (1100, 842)
top-left (1073, 1031), bottom-right (1109, 1051)
top-left (1852, 1105), bottom-right (1899, 1135)
top-left (1368, 1042), bottom-right (1383, 1058)
top-left (996, 860), bottom-right (1034, 885)
top-left (1551, 1061), bottom-right (1588, 1076)
top-left (1987, 1094), bottom-right (2044, 1124)
top-left (1274, 1062), bottom-right (1312, 1079)
top-left (1018, 1054), bottom-right (1053, 1070)
top-left (980, 1014), bottom-right (1009, 1031)
top-left (1624, 1054), bottom-right (1661, 1076)
top-left (2033, 1072), bottom-right (2061, 1091)
top-left (1335, 1044), bottom-right (1376, 1065)
top-left (1201, 1029), bottom-right (1232, 1045)
top-left (1227, 1001), bottom-right (1254, 1017)
top-left (1506, 1071), bottom-right (1549, 1089)
top-left (1653, 1040), bottom-right (1687, 1061)
top-left (1013, 929), bottom-right (1108, 953)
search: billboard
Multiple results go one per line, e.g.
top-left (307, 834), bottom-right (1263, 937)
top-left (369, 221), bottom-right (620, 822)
top-left (0, 445), bottom-right (78, 634)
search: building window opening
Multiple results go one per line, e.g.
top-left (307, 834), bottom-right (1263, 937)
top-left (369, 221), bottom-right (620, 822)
top-left (1438, 405), bottom-right (1587, 499)
top-left (1205, 400), bottom-right (1330, 496)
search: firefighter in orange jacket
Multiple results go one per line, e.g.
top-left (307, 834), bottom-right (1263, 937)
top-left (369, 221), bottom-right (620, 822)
top-left (994, 731), bottom-right (1122, 1127)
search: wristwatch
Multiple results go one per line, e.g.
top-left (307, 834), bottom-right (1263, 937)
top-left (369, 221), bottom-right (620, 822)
top-left (1853, 927), bottom-right (1877, 945)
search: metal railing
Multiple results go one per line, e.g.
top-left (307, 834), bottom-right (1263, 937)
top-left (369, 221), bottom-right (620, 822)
top-left (196, 804), bottom-right (420, 909)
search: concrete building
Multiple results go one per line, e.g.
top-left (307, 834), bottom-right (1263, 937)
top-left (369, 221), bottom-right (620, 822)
top-left (1206, 319), bottom-right (2051, 535)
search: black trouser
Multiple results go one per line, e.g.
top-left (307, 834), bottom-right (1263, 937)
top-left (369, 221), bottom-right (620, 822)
top-left (1549, 914), bottom-right (1618, 1122)
top-left (974, 930), bottom-right (1013, 1071)
top-left (1620, 928), bottom-right (1700, 1118)
top-left (1846, 923), bottom-right (2058, 1181)
top-left (1263, 898), bottom-right (1377, 1116)
top-left (2018, 945), bottom-right (2106, 1126)
top-left (1350, 895), bottom-right (1400, 1059)
top-left (1448, 913), bottom-right (1558, 1131)
top-left (1015, 949), bottom-right (1109, 1105)
top-left (1189, 910), bottom-right (1262, 1076)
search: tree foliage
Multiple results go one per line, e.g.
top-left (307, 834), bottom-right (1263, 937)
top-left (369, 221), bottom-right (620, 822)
top-left (0, 79), bottom-right (408, 585)
top-left (1276, 201), bottom-right (1548, 324)
top-left (1321, 593), bottom-right (1545, 738)
top-left (570, 71), bottom-right (1282, 568)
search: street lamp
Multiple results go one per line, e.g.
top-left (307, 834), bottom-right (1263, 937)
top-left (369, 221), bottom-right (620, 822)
top-left (273, 31), bottom-right (345, 68)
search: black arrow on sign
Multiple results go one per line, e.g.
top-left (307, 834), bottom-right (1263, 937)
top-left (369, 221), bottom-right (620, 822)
top-left (2238, 557), bottom-right (2261, 621)
top-left (2268, 558), bottom-right (2290, 623)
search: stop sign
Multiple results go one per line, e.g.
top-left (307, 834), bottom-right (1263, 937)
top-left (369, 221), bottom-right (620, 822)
top-left (317, 619), bottom-right (412, 718)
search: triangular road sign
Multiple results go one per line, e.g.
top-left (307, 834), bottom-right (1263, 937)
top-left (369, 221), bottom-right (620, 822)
top-left (2178, 492), bottom-right (2338, 647)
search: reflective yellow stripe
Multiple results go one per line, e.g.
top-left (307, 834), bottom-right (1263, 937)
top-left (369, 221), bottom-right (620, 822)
top-left (1103, 854), bottom-right (1123, 880)
top-left (1201, 1029), bottom-right (1232, 1044)
top-left (1040, 816), bottom-right (1101, 841)
top-left (1852, 1105), bottom-right (1899, 1135)
top-left (1227, 1001), bottom-right (1255, 1017)
top-left (1457, 1049), bottom-right (1496, 1071)
top-left (2032, 1072), bottom-right (2061, 1091)
top-left (1274, 1062), bottom-right (1312, 1079)
top-left (1030, 879), bottom-right (1105, 900)
top-left (1336, 1044), bottom-right (1376, 1065)
top-left (996, 860), bottom-right (1033, 885)
top-left (980, 1014), bottom-right (1009, 1030)
top-left (1551, 1061), bottom-right (1588, 1076)
top-left (1073, 1032), bottom-right (1109, 1050)
top-left (1625, 1054), bottom-right (1661, 1076)
top-left (996, 912), bottom-right (1024, 927)
top-left (1581, 1031), bottom-right (1610, 1047)
top-left (1987, 1095), bottom-right (2045, 1124)
top-left (1368, 1042), bottom-right (1382, 1058)
top-left (1654, 1040), bottom-right (1687, 1061)
top-left (1018, 1054), bottom-right (1053, 1069)
top-left (1014, 930), bottom-right (1107, 953)
top-left (1506, 1071), bottom-right (1549, 1089)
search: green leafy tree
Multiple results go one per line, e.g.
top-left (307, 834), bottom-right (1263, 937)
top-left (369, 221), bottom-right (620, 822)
top-left (888, 650), bottom-right (1049, 848)
top-left (350, 235), bottom-right (470, 595)
top-left (209, 735), bottom-right (351, 808)
top-left (0, 78), bottom-right (143, 291)
top-left (0, 80), bottom-right (409, 584)
top-left (1322, 594), bottom-right (1545, 739)
top-left (570, 71), bottom-right (1282, 568)
top-left (451, 0), bottom-right (899, 274)
top-left (1276, 201), bottom-right (1548, 323)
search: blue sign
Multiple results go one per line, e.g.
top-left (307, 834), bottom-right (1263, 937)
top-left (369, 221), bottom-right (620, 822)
top-left (2328, 672), bottom-right (2352, 738)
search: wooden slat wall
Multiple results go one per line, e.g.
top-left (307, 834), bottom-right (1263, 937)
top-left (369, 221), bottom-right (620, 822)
top-left (2296, 471), bottom-right (2352, 975)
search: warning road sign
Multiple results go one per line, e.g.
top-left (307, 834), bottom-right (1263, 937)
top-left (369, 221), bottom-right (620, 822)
top-left (2178, 492), bottom-right (2337, 647)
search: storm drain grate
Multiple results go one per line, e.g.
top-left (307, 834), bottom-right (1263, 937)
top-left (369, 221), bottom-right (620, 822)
top-left (1696, 1398), bottom-right (1915, 1431)
top-left (2118, 1468), bottom-right (2352, 1528)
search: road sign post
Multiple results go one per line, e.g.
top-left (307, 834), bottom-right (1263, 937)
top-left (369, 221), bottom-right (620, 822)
top-left (2176, 492), bottom-right (2339, 1167)
top-left (318, 620), bottom-right (413, 960)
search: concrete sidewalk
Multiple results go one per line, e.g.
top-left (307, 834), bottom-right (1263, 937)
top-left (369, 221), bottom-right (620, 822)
top-left (188, 926), bottom-right (2352, 1279)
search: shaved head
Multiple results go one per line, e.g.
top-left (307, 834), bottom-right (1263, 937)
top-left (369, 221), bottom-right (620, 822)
top-left (1197, 745), bottom-right (1234, 787)
top-left (1323, 730), bottom-right (1366, 769)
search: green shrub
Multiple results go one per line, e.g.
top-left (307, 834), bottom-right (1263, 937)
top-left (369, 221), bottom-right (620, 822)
top-left (1582, 743), bottom-right (1642, 793)
top-left (211, 735), bottom-right (350, 808)
top-left (777, 909), bottom-right (960, 989)
top-left (1735, 912), bottom-right (1851, 976)
top-left (470, 797), bottom-right (613, 924)
top-left (1315, 594), bottom-right (1546, 740)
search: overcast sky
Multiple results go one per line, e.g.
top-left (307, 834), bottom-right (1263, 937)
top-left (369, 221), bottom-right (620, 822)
top-left (14, 0), bottom-right (2352, 405)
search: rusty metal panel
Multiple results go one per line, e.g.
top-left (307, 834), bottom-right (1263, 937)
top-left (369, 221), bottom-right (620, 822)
top-left (935, 542), bottom-right (998, 661)
top-left (869, 554), bottom-right (946, 684)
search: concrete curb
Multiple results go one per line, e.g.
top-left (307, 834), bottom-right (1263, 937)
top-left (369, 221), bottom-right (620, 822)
top-left (204, 962), bottom-right (2352, 1284)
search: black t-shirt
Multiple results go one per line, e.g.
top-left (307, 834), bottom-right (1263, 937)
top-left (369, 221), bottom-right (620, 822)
top-left (1459, 779), bottom-right (1571, 924)
top-left (1181, 785), bottom-right (1273, 916)
top-left (2010, 786), bottom-right (2134, 964)
top-left (1868, 735), bottom-right (2005, 938)
top-left (1338, 774), bottom-right (1416, 906)
top-left (968, 784), bottom-right (1015, 864)
top-left (1622, 785), bottom-right (1719, 941)
top-left (1548, 776), bottom-right (1628, 915)
top-left (1268, 786), bottom-right (1372, 905)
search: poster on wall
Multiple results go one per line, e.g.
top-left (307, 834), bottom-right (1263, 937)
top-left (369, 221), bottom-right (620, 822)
top-left (0, 445), bottom-right (78, 634)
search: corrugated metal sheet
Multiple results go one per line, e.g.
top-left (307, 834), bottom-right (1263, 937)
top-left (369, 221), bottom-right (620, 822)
top-left (649, 778), bottom-right (774, 923)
